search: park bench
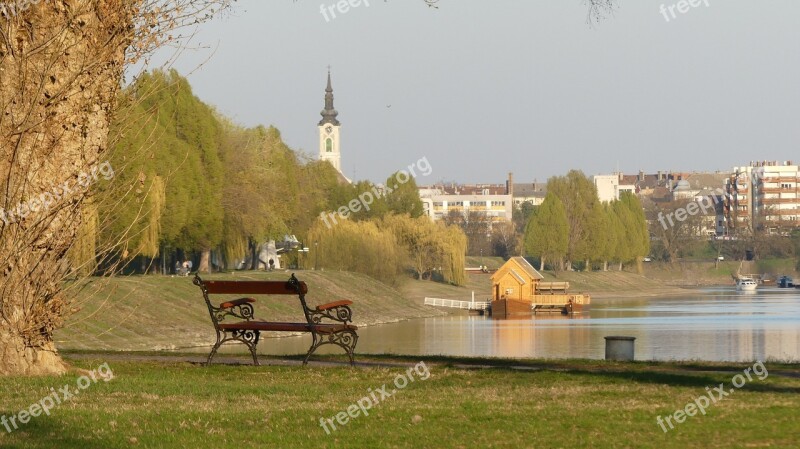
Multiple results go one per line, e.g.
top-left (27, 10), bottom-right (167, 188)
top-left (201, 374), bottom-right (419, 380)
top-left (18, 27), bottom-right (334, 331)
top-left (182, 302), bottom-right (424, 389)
top-left (193, 273), bottom-right (358, 366)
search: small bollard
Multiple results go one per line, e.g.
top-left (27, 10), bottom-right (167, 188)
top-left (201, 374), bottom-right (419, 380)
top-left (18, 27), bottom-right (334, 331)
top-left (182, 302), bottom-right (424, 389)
top-left (605, 336), bottom-right (636, 361)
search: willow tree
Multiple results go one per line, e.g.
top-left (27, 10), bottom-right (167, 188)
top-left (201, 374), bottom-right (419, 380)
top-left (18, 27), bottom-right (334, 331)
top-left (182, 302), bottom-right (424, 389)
top-left (305, 219), bottom-right (406, 285)
top-left (100, 70), bottom-right (219, 273)
top-left (220, 124), bottom-right (302, 269)
top-left (381, 214), bottom-right (467, 285)
top-left (0, 0), bottom-right (231, 376)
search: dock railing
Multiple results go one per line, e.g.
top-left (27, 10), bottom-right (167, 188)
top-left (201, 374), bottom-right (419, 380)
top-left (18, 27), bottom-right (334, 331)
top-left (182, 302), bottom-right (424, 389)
top-left (424, 297), bottom-right (490, 310)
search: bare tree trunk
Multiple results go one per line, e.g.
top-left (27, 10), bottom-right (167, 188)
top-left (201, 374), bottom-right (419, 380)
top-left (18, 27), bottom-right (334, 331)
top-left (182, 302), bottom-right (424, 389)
top-left (249, 240), bottom-right (258, 270)
top-left (0, 1), bottom-right (133, 376)
top-left (198, 249), bottom-right (211, 273)
top-left (539, 257), bottom-right (545, 271)
top-left (0, 329), bottom-right (66, 376)
top-left (603, 261), bottom-right (608, 272)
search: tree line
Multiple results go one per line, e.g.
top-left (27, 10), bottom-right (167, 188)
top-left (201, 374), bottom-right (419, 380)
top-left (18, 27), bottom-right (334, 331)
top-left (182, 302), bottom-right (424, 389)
top-left (523, 170), bottom-right (649, 272)
top-left (70, 69), bottom-right (467, 284)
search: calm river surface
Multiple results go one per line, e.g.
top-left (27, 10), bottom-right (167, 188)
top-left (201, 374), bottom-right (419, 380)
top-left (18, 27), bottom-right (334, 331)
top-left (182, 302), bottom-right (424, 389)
top-left (260, 287), bottom-right (800, 362)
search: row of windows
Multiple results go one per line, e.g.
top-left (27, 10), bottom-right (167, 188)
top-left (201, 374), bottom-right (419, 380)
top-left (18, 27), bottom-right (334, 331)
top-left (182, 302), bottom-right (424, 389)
top-left (765, 216), bottom-right (800, 221)
top-left (430, 201), bottom-right (506, 207)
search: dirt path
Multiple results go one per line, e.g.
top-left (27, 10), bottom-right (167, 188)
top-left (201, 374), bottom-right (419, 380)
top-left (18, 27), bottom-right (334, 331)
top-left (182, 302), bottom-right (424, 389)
top-left (61, 352), bottom-right (800, 379)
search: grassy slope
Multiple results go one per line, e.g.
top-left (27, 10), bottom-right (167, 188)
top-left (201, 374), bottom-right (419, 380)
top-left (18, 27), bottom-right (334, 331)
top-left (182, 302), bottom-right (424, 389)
top-left (55, 271), bottom-right (446, 352)
top-left (639, 258), bottom-right (799, 286)
top-left (0, 357), bottom-right (797, 449)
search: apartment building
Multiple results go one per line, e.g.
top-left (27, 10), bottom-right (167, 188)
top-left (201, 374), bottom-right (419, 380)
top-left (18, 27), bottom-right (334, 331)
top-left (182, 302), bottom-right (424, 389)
top-left (725, 161), bottom-right (800, 234)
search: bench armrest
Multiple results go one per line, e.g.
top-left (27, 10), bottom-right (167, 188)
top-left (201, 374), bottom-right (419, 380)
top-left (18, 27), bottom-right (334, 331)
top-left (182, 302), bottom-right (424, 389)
top-left (213, 298), bottom-right (256, 322)
top-left (310, 301), bottom-right (353, 324)
top-left (316, 300), bottom-right (353, 311)
top-left (219, 298), bottom-right (256, 309)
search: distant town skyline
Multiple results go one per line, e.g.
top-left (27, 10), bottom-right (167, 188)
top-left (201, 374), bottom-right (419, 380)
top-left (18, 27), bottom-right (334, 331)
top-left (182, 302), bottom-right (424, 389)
top-left (145, 1), bottom-right (800, 184)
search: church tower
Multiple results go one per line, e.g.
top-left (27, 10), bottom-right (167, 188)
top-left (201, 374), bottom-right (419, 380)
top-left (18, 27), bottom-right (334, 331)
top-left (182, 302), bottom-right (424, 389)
top-left (318, 70), bottom-right (341, 172)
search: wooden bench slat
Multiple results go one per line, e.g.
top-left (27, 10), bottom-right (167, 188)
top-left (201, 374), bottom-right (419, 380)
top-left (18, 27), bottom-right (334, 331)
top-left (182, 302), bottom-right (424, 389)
top-left (218, 321), bottom-right (358, 333)
top-left (203, 280), bottom-right (308, 295)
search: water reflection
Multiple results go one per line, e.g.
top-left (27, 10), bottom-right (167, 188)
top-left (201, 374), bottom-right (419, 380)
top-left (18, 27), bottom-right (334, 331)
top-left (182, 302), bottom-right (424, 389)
top-left (257, 287), bottom-right (800, 362)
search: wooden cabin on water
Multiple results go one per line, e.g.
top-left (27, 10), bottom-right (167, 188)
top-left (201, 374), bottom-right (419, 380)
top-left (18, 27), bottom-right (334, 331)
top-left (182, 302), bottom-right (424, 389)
top-left (490, 257), bottom-right (590, 317)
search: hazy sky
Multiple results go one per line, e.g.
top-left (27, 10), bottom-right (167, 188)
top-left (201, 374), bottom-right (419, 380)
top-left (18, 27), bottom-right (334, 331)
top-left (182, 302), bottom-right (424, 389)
top-left (146, 0), bottom-right (800, 184)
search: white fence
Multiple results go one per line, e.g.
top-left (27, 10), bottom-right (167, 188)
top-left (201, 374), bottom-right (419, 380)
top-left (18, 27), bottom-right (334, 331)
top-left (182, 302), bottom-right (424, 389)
top-left (424, 297), bottom-right (490, 310)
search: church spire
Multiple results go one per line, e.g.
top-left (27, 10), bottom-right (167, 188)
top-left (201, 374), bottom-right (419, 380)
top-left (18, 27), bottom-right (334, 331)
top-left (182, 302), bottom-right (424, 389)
top-left (319, 69), bottom-right (340, 126)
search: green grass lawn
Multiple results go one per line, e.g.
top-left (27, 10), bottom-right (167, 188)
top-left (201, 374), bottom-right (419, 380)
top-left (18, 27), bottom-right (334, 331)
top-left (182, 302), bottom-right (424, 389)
top-left (1, 356), bottom-right (797, 448)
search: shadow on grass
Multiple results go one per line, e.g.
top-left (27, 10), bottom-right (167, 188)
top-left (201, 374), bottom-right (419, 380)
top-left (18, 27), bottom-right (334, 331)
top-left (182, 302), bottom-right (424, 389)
top-left (555, 369), bottom-right (800, 394)
top-left (0, 413), bottom-right (123, 449)
top-left (208, 352), bottom-right (800, 394)
top-left (348, 354), bottom-right (800, 393)
top-left (61, 350), bottom-right (800, 394)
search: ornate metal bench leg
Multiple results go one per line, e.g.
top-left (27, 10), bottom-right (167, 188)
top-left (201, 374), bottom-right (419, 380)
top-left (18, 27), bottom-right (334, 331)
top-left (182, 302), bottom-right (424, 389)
top-left (247, 341), bottom-right (260, 366)
top-left (303, 334), bottom-right (322, 366)
top-left (243, 330), bottom-right (261, 366)
top-left (227, 329), bottom-right (262, 366)
top-left (345, 331), bottom-right (358, 366)
top-left (207, 339), bottom-right (223, 366)
top-left (302, 331), bottom-right (359, 366)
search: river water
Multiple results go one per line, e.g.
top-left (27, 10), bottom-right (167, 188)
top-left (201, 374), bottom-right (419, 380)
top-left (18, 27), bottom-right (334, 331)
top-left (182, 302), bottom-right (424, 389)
top-left (259, 287), bottom-right (800, 362)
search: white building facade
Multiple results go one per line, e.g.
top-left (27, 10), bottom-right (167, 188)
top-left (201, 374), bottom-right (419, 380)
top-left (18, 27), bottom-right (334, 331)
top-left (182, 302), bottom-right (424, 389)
top-left (420, 193), bottom-right (513, 224)
top-left (726, 161), bottom-right (800, 234)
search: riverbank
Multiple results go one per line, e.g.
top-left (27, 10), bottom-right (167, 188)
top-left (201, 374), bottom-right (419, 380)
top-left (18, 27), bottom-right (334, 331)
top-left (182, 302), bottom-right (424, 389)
top-left (56, 264), bottom-right (766, 353)
top-left (405, 268), bottom-right (704, 302)
top-left (56, 271), bottom-right (447, 352)
top-left (1, 353), bottom-right (797, 448)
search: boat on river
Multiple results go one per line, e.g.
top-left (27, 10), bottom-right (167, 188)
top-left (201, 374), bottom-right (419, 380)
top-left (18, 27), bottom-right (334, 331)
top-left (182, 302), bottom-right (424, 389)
top-left (733, 260), bottom-right (758, 291)
top-left (736, 276), bottom-right (758, 291)
top-left (779, 276), bottom-right (794, 288)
